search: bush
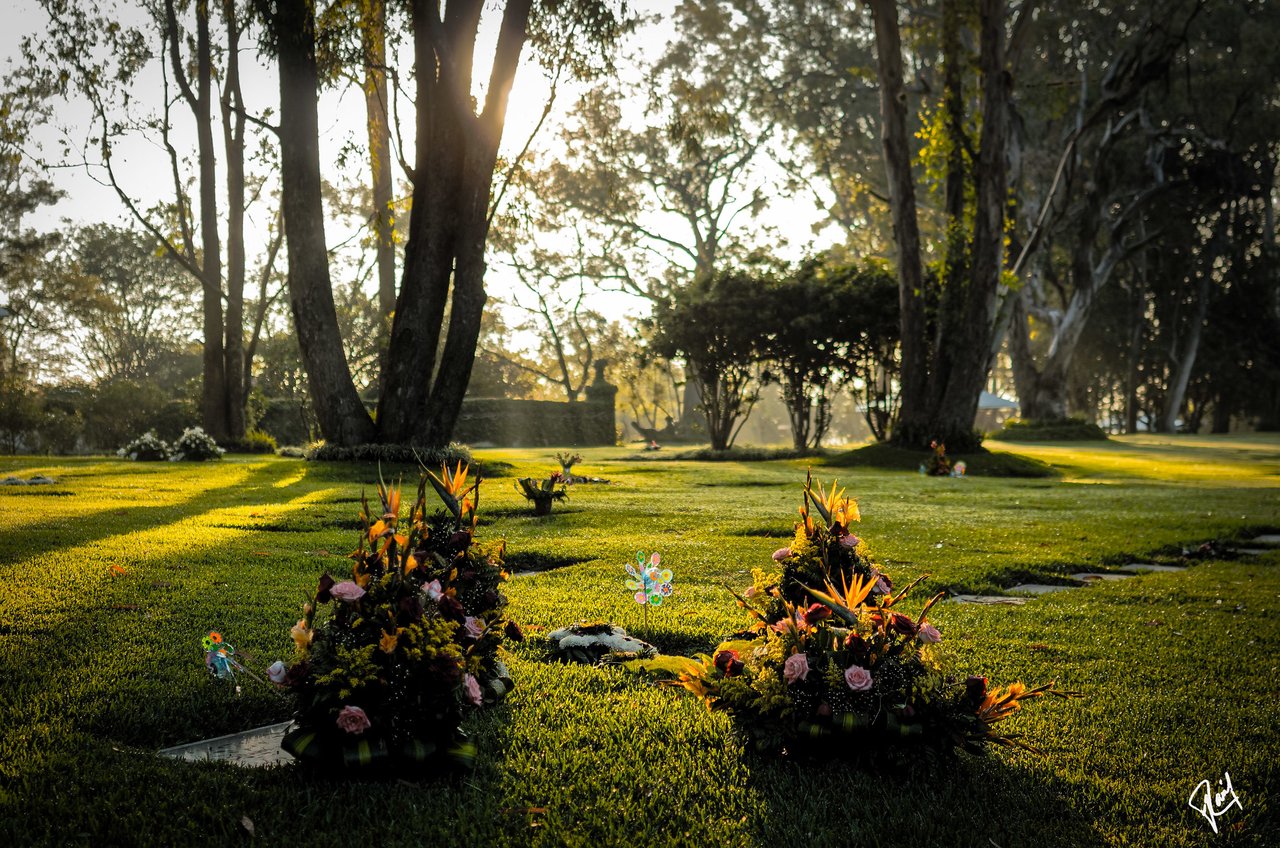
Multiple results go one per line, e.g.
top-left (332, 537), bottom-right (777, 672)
top-left (87, 381), bottom-right (197, 450)
top-left (228, 429), bottom-right (277, 454)
top-left (117, 430), bottom-right (171, 461)
top-left (661, 446), bottom-right (825, 462)
top-left (994, 417), bottom-right (1108, 441)
top-left (171, 426), bottom-right (224, 461)
top-left (307, 441), bottom-right (473, 468)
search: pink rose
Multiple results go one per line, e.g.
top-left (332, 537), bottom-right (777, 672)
top-left (783, 652), bottom-right (810, 684)
top-left (744, 585), bottom-right (758, 598)
top-left (839, 533), bottom-right (860, 549)
top-left (874, 574), bottom-right (890, 594)
top-left (463, 673), bottom-right (483, 706)
top-left (844, 664), bottom-right (873, 691)
top-left (336, 705), bottom-right (371, 734)
top-left (266, 660), bottom-right (287, 684)
top-left (463, 616), bottom-right (484, 640)
top-left (917, 623), bottom-right (942, 643)
top-left (424, 579), bottom-right (443, 601)
top-left (330, 581), bottom-right (365, 602)
top-left (772, 547), bottom-right (791, 562)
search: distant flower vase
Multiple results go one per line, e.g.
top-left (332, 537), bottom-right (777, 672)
top-left (515, 476), bottom-right (567, 516)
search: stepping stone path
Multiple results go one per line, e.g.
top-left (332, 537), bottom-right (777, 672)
top-left (951, 594), bottom-right (1029, 606)
top-left (1069, 572), bottom-right (1134, 583)
top-left (1006, 583), bottom-right (1075, 595)
top-left (158, 721), bottom-right (294, 768)
top-left (953, 537), bottom-right (1277, 607)
top-left (1, 475), bottom-right (58, 485)
top-left (1118, 563), bottom-right (1186, 573)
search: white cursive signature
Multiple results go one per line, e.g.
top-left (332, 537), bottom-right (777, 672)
top-left (1189, 771), bottom-right (1242, 834)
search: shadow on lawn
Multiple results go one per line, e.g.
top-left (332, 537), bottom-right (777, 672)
top-left (748, 750), bottom-right (1101, 847)
top-left (0, 461), bottom-right (311, 567)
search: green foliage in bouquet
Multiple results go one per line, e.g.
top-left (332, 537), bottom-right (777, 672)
top-left (677, 474), bottom-right (1075, 758)
top-left (514, 474), bottom-right (568, 516)
top-left (280, 462), bottom-right (520, 774)
top-left (760, 472), bottom-right (883, 623)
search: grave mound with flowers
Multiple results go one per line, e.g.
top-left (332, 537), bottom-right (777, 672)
top-left (278, 463), bottom-right (519, 773)
top-left (677, 472), bottom-right (1073, 757)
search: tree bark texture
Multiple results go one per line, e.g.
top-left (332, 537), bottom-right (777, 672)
top-left (363, 0), bottom-right (397, 321)
top-left (274, 0), bottom-right (377, 445)
top-left (220, 0), bottom-right (246, 440)
top-left (872, 0), bottom-right (1009, 452)
top-left (376, 0), bottom-right (533, 447)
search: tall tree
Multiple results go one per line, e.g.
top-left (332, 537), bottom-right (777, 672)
top-left (265, 0), bottom-right (625, 447)
top-left (29, 0), bottom-right (278, 442)
top-left (868, 0), bottom-right (1015, 451)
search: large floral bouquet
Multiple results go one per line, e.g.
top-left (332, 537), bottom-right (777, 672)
top-left (117, 430), bottom-right (171, 461)
top-left (279, 463), bottom-right (518, 773)
top-left (172, 426), bottom-right (225, 461)
top-left (678, 473), bottom-right (1072, 757)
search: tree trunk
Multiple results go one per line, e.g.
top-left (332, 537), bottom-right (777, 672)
top-left (378, 0), bottom-right (533, 447)
top-left (872, 0), bottom-right (1008, 453)
top-left (1160, 270), bottom-right (1212, 433)
top-left (274, 0), bottom-right (376, 445)
top-left (179, 0), bottom-right (228, 442)
top-left (221, 0), bottom-right (246, 440)
top-left (868, 0), bottom-right (929, 441)
top-left (363, 0), bottom-right (397, 321)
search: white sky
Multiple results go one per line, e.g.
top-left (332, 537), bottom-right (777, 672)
top-left (2, 0), bottom-right (832, 350)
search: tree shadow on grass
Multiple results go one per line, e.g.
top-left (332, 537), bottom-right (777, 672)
top-left (0, 461), bottom-right (312, 568)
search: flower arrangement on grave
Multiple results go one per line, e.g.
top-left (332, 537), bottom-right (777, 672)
top-left (171, 426), bottom-right (225, 461)
top-left (922, 439), bottom-right (952, 476)
top-left (677, 473), bottom-right (1074, 757)
top-left (117, 430), bottom-right (171, 461)
top-left (279, 462), bottom-right (518, 773)
top-left (555, 451), bottom-right (583, 480)
top-left (515, 473), bottom-right (568, 516)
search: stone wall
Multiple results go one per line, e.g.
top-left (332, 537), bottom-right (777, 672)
top-left (453, 362), bottom-right (618, 448)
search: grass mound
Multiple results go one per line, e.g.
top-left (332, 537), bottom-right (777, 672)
top-left (994, 417), bottom-right (1109, 441)
top-left (822, 441), bottom-right (1056, 477)
top-left (658, 445), bottom-right (826, 462)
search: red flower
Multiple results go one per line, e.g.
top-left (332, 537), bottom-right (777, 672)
top-left (889, 612), bottom-right (918, 637)
top-left (713, 649), bottom-right (744, 677)
top-left (437, 594), bottom-right (465, 621)
top-left (315, 572), bottom-right (335, 604)
top-left (504, 619), bottom-right (525, 642)
top-left (801, 603), bottom-right (832, 627)
top-left (965, 675), bottom-right (988, 706)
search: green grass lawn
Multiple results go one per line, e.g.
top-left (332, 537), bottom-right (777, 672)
top-left (1, 434), bottom-right (1278, 847)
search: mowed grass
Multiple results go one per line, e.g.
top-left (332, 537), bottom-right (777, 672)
top-left (0, 434), bottom-right (1277, 847)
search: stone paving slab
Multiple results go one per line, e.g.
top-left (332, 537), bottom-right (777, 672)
top-left (1231, 548), bottom-right (1272, 556)
top-left (1250, 534), bottom-right (1280, 546)
top-left (1117, 563), bottom-right (1187, 573)
top-left (158, 721), bottom-right (294, 768)
top-left (1007, 583), bottom-right (1075, 595)
top-left (1069, 572), bottom-right (1134, 582)
top-left (951, 594), bottom-right (1030, 606)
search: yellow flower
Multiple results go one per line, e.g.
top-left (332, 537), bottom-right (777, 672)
top-left (290, 619), bottom-right (313, 652)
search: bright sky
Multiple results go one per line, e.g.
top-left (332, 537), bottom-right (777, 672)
top-left (2, 0), bottom-right (831, 346)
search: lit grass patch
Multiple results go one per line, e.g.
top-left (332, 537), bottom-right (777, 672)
top-left (0, 442), bottom-right (1277, 847)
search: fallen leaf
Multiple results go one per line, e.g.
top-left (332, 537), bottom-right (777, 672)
top-left (1028, 643), bottom-right (1051, 651)
top-left (109, 564), bottom-right (127, 577)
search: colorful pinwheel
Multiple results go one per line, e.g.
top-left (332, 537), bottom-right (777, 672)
top-left (626, 551), bottom-right (674, 607)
